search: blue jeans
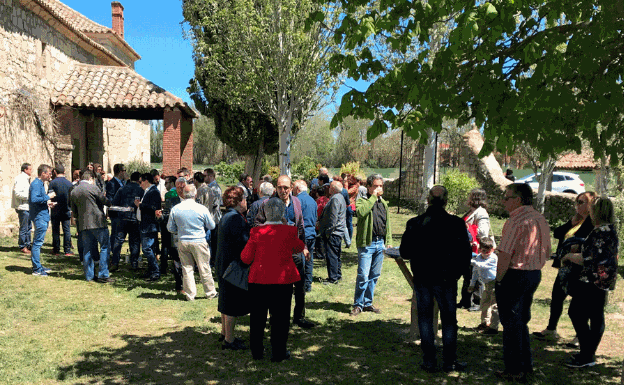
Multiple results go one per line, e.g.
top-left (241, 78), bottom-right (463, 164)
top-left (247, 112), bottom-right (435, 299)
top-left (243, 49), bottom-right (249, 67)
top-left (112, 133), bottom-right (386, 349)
top-left (81, 228), bottom-right (110, 281)
top-left (353, 238), bottom-right (385, 308)
top-left (496, 269), bottom-right (541, 374)
top-left (414, 281), bottom-right (458, 366)
top-left (17, 209), bottom-right (31, 249)
top-left (141, 231), bottom-right (160, 277)
top-left (51, 218), bottom-right (72, 254)
top-left (304, 238), bottom-right (315, 291)
top-left (31, 216), bottom-right (49, 272)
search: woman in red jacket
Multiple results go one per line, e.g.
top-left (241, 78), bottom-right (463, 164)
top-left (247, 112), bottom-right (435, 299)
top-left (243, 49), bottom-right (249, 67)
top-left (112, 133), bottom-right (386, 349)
top-left (241, 197), bottom-right (305, 362)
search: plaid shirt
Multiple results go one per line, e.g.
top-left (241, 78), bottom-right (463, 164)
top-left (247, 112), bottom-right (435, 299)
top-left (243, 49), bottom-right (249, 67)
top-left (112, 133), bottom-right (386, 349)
top-left (498, 205), bottom-right (551, 271)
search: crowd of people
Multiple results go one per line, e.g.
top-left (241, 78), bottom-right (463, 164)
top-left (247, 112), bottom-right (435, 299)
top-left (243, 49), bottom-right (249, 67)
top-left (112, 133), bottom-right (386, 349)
top-left (10, 163), bottom-right (619, 375)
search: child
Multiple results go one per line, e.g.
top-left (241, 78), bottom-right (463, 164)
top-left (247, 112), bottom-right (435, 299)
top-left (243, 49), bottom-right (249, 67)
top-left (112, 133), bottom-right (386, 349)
top-left (468, 237), bottom-right (499, 335)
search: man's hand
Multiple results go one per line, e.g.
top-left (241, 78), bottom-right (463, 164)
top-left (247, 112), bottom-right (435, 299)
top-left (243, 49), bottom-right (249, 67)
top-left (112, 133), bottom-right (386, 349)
top-left (48, 191), bottom-right (56, 200)
top-left (134, 199), bottom-right (141, 208)
top-left (467, 286), bottom-right (475, 293)
top-left (303, 248), bottom-right (310, 262)
top-left (155, 210), bottom-right (163, 219)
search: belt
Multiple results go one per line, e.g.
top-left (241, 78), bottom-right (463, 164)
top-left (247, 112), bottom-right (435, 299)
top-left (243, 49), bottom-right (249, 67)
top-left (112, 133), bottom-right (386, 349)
top-left (372, 235), bottom-right (385, 241)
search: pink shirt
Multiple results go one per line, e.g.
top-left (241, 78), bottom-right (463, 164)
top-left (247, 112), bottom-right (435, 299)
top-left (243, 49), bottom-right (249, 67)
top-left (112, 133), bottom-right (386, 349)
top-left (498, 205), bottom-right (551, 271)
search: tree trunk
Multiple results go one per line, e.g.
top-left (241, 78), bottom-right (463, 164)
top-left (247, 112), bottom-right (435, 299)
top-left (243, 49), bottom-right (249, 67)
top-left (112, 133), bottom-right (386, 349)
top-left (535, 157), bottom-right (556, 214)
top-left (596, 156), bottom-right (609, 195)
top-left (245, 141), bottom-right (264, 190)
top-left (418, 129), bottom-right (437, 214)
top-left (279, 129), bottom-right (292, 177)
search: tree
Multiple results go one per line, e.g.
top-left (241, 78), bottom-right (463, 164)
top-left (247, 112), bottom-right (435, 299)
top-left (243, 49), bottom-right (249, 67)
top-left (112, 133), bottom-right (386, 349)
top-left (184, 0), bottom-right (342, 176)
top-left (314, 0), bottom-right (624, 168)
top-left (332, 116), bottom-right (369, 167)
top-left (291, 111), bottom-right (335, 166)
top-left (150, 120), bottom-right (163, 163)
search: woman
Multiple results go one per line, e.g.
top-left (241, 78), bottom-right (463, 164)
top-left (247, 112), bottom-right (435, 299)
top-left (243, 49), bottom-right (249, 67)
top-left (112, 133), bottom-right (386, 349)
top-left (241, 198), bottom-right (305, 362)
top-left (561, 196), bottom-right (618, 368)
top-left (458, 188), bottom-right (494, 309)
top-left (534, 192), bottom-right (597, 343)
top-left (215, 186), bottom-right (250, 350)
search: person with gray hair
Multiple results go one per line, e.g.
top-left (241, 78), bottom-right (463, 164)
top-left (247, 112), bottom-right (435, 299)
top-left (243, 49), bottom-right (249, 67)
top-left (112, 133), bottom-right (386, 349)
top-left (318, 181), bottom-right (347, 284)
top-left (247, 182), bottom-right (275, 225)
top-left (167, 184), bottom-right (217, 301)
top-left (292, 179), bottom-right (318, 292)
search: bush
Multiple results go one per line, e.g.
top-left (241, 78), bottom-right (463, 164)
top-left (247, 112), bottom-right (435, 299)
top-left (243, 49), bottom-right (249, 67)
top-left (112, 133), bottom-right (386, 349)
top-left (612, 193), bottom-right (624, 256)
top-left (213, 161), bottom-right (245, 187)
top-left (340, 161), bottom-right (366, 179)
top-left (441, 169), bottom-right (480, 215)
top-left (126, 158), bottom-right (152, 175)
top-left (292, 156), bottom-right (318, 182)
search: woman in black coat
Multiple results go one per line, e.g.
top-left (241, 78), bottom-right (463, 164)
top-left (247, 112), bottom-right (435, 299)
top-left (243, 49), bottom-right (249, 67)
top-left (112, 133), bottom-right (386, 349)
top-left (215, 186), bottom-right (250, 350)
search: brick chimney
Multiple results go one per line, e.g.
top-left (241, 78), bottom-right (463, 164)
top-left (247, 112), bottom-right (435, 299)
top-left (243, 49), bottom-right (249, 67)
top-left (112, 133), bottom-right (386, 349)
top-left (111, 2), bottom-right (124, 40)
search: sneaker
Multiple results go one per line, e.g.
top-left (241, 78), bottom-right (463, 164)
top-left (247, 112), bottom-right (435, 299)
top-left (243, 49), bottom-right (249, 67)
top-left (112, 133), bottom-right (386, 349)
top-left (565, 355), bottom-right (596, 368)
top-left (41, 267), bottom-right (52, 273)
top-left (96, 277), bottom-right (116, 284)
top-left (468, 305), bottom-right (481, 312)
top-left (350, 306), bottom-right (362, 317)
top-left (566, 337), bottom-right (580, 348)
top-left (206, 291), bottom-right (218, 299)
top-left (533, 329), bottom-right (560, 340)
top-left (32, 270), bottom-right (48, 277)
top-left (64, 252), bottom-right (75, 257)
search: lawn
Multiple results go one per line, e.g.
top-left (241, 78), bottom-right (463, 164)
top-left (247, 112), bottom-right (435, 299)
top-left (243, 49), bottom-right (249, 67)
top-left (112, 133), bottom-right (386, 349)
top-left (0, 205), bottom-right (623, 384)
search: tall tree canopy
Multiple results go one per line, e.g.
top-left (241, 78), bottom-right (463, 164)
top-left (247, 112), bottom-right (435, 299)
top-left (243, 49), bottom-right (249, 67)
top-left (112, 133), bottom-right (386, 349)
top-left (184, 0), bottom-right (342, 176)
top-left (314, 0), bottom-right (624, 164)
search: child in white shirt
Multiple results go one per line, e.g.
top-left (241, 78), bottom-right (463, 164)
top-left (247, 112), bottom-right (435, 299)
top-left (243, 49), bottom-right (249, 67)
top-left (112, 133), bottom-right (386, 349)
top-left (468, 237), bottom-right (499, 334)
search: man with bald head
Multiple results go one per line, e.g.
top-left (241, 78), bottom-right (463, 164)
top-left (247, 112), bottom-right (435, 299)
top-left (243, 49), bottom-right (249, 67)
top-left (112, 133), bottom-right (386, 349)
top-left (400, 185), bottom-right (471, 373)
top-left (318, 181), bottom-right (347, 284)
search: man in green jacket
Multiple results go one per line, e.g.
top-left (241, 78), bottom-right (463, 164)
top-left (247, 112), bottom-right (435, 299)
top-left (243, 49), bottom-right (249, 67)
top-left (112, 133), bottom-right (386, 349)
top-left (351, 174), bottom-right (392, 316)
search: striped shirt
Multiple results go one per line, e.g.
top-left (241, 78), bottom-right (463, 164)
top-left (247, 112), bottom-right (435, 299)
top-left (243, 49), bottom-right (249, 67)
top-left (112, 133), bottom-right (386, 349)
top-left (498, 205), bottom-right (551, 271)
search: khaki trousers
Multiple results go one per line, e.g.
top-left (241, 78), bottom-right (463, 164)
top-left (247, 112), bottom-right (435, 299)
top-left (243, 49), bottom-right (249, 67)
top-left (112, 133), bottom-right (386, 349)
top-left (178, 241), bottom-right (216, 300)
top-left (480, 281), bottom-right (499, 329)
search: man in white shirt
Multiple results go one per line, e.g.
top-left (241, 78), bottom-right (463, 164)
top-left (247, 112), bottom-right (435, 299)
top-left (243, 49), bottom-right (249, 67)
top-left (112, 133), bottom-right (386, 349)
top-left (12, 163), bottom-right (32, 254)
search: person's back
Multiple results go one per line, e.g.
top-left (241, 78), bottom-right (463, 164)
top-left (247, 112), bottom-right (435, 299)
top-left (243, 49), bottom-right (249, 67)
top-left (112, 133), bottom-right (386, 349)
top-left (49, 176), bottom-right (72, 220)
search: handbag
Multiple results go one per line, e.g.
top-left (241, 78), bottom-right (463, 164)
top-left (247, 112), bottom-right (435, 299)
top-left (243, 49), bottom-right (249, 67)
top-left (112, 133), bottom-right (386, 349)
top-left (222, 260), bottom-right (249, 290)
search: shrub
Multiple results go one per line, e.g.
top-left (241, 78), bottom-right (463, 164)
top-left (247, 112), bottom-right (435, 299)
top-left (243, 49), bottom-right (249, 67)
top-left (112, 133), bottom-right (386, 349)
top-left (213, 161), bottom-right (245, 186)
top-left (612, 192), bottom-right (624, 257)
top-left (126, 158), bottom-right (152, 175)
top-left (292, 156), bottom-right (318, 182)
top-left (340, 161), bottom-right (366, 179)
top-left (441, 169), bottom-right (480, 215)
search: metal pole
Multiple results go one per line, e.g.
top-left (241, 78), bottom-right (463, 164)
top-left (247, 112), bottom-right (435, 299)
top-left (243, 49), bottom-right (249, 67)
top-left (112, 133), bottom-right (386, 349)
top-left (397, 130), bottom-right (404, 214)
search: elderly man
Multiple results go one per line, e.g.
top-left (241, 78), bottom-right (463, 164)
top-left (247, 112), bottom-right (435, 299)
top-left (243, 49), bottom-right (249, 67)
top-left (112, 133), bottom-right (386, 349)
top-left (12, 163), bottom-right (32, 254)
top-left (310, 167), bottom-right (332, 190)
top-left (255, 175), bottom-right (314, 329)
top-left (400, 185), bottom-right (471, 372)
top-left (247, 182), bottom-right (275, 225)
top-left (318, 181), bottom-right (347, 284)
top-left (167, 184), bottom-right (217, 301)
top-left (495, 184), bottom-right (550, 382)
top-left (350, 174), bottom-right (391, 316)
top-left (292, 180), bottom-right (318, 292)
top-left (204, 168), bottom-right (222, 266)
top-left (237, 173), bottom-right (254, 206)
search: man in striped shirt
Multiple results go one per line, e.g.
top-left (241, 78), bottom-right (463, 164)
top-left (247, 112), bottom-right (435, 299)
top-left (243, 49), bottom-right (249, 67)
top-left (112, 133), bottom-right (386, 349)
top-left (495, 183), bottom-right (551, 382)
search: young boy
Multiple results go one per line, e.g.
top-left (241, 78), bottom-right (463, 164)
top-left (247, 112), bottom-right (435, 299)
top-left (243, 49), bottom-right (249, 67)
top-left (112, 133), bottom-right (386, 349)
top-left (468, 237), bottom-right (499, 335)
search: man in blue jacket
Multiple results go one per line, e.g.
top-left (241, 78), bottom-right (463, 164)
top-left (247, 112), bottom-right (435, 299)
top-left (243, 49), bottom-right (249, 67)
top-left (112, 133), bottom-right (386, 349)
top-left (29, 164), bottom-right (55, 276)
top-left (293, 179), bottom-right (318, 292)
top-left (111, 171), bottom-right (143, 270)
top-left (49, 164), bottom-right (73, 256)
top-left (135, 173), bottom-right (162, 281)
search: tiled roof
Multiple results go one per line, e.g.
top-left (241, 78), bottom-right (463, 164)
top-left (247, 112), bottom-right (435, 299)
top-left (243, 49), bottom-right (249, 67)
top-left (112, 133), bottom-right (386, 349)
top-left (51, 64), bottom-right (197, 117)
top-left (555, 150), bottom-right (597, 170)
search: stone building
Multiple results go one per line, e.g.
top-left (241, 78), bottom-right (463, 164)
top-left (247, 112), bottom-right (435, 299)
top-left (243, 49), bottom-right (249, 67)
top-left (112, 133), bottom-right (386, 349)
top-left (0, 0), bottom-right (195, 226)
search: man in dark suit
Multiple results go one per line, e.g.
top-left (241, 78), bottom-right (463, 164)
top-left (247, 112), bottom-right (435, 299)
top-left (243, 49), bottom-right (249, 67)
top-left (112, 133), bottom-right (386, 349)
top-left (111, 171), bottom-right (143, 270)
top-left (105, 163), bottom-right (126, 271)
top-left (49, 163), bottom-right (73, 256)
top-left (70, 170), bottom-right (114, 283)
top-left (135, 172), bottom-right (162, 281)
top-left (318, 181), bottom-right (347, 284)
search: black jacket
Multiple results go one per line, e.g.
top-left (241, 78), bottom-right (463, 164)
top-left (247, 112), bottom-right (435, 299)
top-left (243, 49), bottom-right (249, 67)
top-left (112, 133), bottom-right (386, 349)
top-left (112, 181), bottom-right (144, 222)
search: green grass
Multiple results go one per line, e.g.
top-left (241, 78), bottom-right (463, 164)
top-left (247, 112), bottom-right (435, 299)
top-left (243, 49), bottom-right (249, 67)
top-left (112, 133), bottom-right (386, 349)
top-left (0, 208), bottom-right (622, 384)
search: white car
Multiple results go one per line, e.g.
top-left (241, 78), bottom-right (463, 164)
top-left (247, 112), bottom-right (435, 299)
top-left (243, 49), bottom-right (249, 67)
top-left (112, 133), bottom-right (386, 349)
top-left (517, 171), bottom-right (586, 195)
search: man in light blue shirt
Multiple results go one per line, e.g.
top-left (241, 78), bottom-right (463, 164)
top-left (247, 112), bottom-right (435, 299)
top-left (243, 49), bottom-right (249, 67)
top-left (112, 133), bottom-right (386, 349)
top-left (167, 184), bottom-right (216, 301)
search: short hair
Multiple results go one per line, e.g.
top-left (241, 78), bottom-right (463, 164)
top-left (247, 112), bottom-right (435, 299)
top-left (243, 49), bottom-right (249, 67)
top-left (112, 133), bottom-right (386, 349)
top-left (479, 237), bottom-right (494, 251)
top-left (259, 181), bottom-right (275, 197)
top-left (264, 197), bottom-right (286, 222)
top-left (140, 173), bottom-right (154, 184)
top-left (468, 188), bottom-right (488, 209)
top-left (262, 174), bottom-right (273, 183)
top-left (293, 180), bottom-right (308, 193)
top-left (591, 196), bottom-right (615, 225)
top-left (130, 172), bottom-right (141, 182)
top-left (165, 176), bottom-right (177, 185)
top-left (506, 183), bottom-right (533, 205)
top-left (37, 164), bottom-right (51, 176)
top-left (150, 169), bottom-right (159, 177)
top-left (113, 164), bottom-right (125, 175)
top-left (21, 163), bottom-right (31, 172)
top-left (366, 173), bottom-right (383, 187)
top-left (72, 169), bottom-right (80, 180)
top-left (81, 170), bottom-right (94, 180)
top-left (94, 163), bottom-right (103, 171)
top-left (329, 181), bottom-right (343, 195)
top-left (239, 173), bottom-right (250, 183)
top-left (176, 177), bottom-right (188, 186)
top-left (318, 174), bottom-right (330, 185)
top-left (193, 172), bottom-right (205, 183)
top-left (319, 167), bottom-right (328, 174)
top-left (223, 186), bottom-right (245, 208)
top-left (505, 169), bottom-right (514, 176)
top-left (428, 185), bottom-right (448, 207)
top-left (54, 164), bottom-right (65, 175)
top-left (182, 184), bottom-right (197, 199)
top-left (204, 168), bottom-right (216, 177)
top-left (177, 168), bottom-right (188, 177)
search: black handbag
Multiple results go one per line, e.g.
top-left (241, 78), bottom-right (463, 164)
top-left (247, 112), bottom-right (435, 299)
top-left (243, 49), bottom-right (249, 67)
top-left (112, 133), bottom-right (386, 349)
top-left (222, 260), bottom-right (249, 290)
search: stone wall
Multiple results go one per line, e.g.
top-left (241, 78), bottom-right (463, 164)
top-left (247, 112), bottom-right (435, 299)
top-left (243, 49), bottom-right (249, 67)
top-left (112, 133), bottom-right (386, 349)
top-left (103, 118), bottom-right (150, 172)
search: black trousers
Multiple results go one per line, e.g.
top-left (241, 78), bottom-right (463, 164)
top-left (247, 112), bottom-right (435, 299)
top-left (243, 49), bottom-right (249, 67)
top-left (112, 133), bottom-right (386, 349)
top-left (249, 283), bottom-right (293, 359)
top-left (292, 253), bottom-right (306, 321)
top-left (323, 234), bottom-right (343, 282)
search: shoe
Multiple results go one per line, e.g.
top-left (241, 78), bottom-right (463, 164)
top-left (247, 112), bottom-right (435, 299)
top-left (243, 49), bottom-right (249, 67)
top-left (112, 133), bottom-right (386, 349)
top-left (495, 370), bottom-right (528, 382)
top-left (21, 247), bottom-right (31, 254)
top-left (206, 291), bottom-right (218, 299)
top-left (222, 338), bottom-right (247, 351)
top-left (294, 318), bottom-right (316, 329)
top-left (176, 289), bottom-right (186, 296)
top-left (468, 305), bottom-right (481, 312)
top-left (64, 252), bottom-right (75, 257)
top-left (41, 267), bottom-right (52, 273)
top-left (322, 278), bottom-right (340, 285)
top-left (420, 362), bottom-right (437, 373)
top-left (96, 277), bottom-right (116, 284)
top-left (482, 328), bottom-right (499, 335)
top-left (565, 355), bottom-right (596, 368)
top-left (109, 264), bottom-right (119, 272)
top-left (218, 334), bottom-right (225, 342)
top-left (476, 323), bottom-right (488, 331)
top-left (145, 275), bottom-right (160, 282)
top-left (363, 305), bottom-right (381, 314)
top-left (533, 328), bottom-right (560, 340)
top-left (350, 306), bottom-right (362, 316)
top-left (52, 252), bottom-right (60, 256)
top-left (32, 270), bottom-right (48, 277)
top-left (443, 361), bottom-right (467, 372)
top-left (566, 337), bottom-right (580, 348)
top-left (271, 350), bottom-right (291, 363)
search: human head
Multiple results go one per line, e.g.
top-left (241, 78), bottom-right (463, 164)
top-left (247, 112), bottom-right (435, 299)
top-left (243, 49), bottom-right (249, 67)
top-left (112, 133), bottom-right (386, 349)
top-left (165, 175), bottom-right (177, 190)
top-left (264, 197), bottom-right (286, 222)
top-left (292, 180), bottom-right (308, 196)
top-left (54, 163), bottom-right (65, 176)
top-left (87, 162), bottom-right (94, 171)
top-left (113, 163), bottom-right (126, 177)
top-left (182, 184), bottom-right (197, 200)
top-left (37, 164), bottom-right (52, 181)
top-left (575, 191), bottom-right (597, 218)
top-left (193, 172), bottom-right (205, 185)
top-left (130, 171), bottom-right (141, 182)
top-left (590, 196), bottom-right (614, 226)
top-left (258, 182), bottom-right (275, 198)
top-left (319, 167), bottom-right (328, 176)
top-left (204, 168), bottom-right (216, 183)
top-left (427, 185), bottom-right (448, 207)
top-left (175, 177), bottom-right (187, 196)
top-left (150, 169), bottom-right (160, 183)
top-left (479, 237), bottom-right (494, 254)
top-left (329, 181), bottom-right (343, 196)
top-left (468, 188), bottom-right (488, 209)
top-left (503, 183), bottom-right (533, 213)
top-left (366, 173), bottom-right (384, 196)
top-left (139, 173), bottom-right (154, 190)
top-left (81, 170), bottom-right (94, 181)
top-left (72, 169), bottom-right (80, 181)
top-left (262, 174), bottom-right (273, 183)
top-left (276, 175), bottom-right (292, 202)
top-left (177, 168), bottom-right (188, 178)
top-left (21, 163), bottom-right (32, 176)
top-left (94, 163), bottom-right (103, 175)
top-left (239, 173), bottom-right (253, 188)
top-left (318, 174), bottom-right (330, 186)
top-left (506, 169), bottom-right (514, 176)
top-left (223, 186), bottom-right (246, 209)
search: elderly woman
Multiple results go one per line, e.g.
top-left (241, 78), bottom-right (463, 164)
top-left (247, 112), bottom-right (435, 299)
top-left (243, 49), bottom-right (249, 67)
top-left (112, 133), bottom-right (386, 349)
top-left (241, 197), bottom-right (305, 362)
top-left (534, 192), bottom-right (597, 344)
top-left (215, 186), bottom-right (250, 350)
top-left (561, 196), bottom-right (619, 368)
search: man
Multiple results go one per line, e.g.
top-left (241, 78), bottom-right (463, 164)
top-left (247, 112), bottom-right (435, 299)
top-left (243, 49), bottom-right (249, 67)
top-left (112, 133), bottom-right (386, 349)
top-left (159, 177), bottom-right (186, 293)
top-left (204, 168), bottom-right (222, 265)
top-left (167, 184), bottom-right (217, 301)
top-left (150, 169), bottom-right (163, 258)
top-left (49, 164), bottom-right (73, 256)
top-left (193, 172), bottom-right (211, 210)
top-left (111, 171), bottom-right (144, 270)
top-left (29, 164), bottom-right (55, 276)
top-left (153, 169), bottom-right (167, 201)
top-left (135, 172), bottom-right (162, 281)
top-left (12, 163), bottom-right (32, 254)
top-left (310, 167), bottom-right (332, 190)
top-left (292, 180), bottom-right (318, 292)
top-left (70, 170), bottom-right (114, 283)
top-left (237, 173), bottom-right (254, 206)
top-left (350, 174), bottom-right (392, 316)
top-left (495, 183), bottom-right (550, 381)
top-left (106, 163), bottom-right (126, 270)
top-left (255, 175), bottom-right (315, 329)
top-left (247, 182), bottom-right (274, 225)
top-left (318, 181), bottom-right (347, 285)
top-left (400, 185), bottom-right (471, 372)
